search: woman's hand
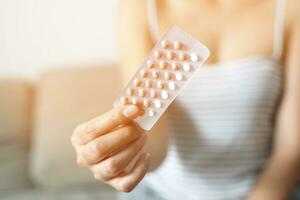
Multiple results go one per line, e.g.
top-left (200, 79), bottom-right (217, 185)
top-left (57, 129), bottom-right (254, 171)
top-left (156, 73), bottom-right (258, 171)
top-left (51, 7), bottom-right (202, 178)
top-left (71, 105), bottom-right (150, 192)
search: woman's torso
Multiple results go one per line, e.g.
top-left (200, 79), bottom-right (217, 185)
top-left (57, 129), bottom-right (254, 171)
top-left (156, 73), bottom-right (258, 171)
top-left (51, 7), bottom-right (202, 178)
top-left (145, 0), bottom-right (285, 199)
top-left (146, 58), bottom-right (282, 200)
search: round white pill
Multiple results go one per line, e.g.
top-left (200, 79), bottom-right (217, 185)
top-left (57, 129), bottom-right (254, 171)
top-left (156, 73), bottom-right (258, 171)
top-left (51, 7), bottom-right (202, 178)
top-left (154, 100), bottom-right (162, 108)
top-left (168, 81), bottom-right (176, 90)
top-left (176, 72), bottom-right (183, 81)
top-left (190, 53), bottom-right (198, 62)
top-left (148, 109), bottom-right (155, 117)
top-left (161, 90), bottom-right (168, 99)
top-left (183, 63), bottom-right (191, 71)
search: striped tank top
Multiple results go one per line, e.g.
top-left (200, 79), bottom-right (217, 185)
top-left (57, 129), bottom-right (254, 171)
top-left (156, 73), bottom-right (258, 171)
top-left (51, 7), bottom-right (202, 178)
top-left (145, 0), bottom-right (285, 199)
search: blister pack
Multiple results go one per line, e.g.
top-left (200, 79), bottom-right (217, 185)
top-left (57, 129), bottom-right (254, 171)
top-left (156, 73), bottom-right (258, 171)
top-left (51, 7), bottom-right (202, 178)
top-left (114, 27), bottom-right (210, 130)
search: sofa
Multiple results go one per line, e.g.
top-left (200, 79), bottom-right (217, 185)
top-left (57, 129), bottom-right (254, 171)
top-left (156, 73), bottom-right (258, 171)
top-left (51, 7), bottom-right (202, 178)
top-left (0, 64), bottom-right (122, 200)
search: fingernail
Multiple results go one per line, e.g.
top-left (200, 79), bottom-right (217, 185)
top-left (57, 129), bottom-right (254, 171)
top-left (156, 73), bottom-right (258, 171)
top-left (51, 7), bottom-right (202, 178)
top-left (122, 105), bottom-right (139, 118)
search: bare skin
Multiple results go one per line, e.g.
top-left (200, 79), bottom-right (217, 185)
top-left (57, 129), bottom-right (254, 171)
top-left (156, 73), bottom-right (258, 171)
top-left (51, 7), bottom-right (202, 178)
top-left (71, 0), bottom-right (300, 198)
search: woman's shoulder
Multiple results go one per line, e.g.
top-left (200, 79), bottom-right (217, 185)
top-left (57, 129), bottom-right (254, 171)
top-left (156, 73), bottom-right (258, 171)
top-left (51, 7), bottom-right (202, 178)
top-left (118, 0), bottom-right (150, 28)
top-left (118, 0), bottom-right (148, 16)
top-left (286, 0), bottom-right (300, 26)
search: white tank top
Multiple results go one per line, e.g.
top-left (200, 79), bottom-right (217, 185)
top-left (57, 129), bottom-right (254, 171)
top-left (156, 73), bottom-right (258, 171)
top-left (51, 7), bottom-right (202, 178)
top-left (145, 0), bottom-right (285, 199)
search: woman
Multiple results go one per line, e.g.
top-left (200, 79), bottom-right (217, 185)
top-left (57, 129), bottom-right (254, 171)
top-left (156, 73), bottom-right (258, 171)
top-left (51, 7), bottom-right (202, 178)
top-left (71, 0), bottom-right (300, 199)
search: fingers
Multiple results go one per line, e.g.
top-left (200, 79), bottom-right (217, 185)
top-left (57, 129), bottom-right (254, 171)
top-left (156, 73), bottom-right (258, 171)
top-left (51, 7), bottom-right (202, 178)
top-left (91, 134), bottom-right (147, 180)
top-left (71, 104), bottom-right (149, 192)
top-left (80, 125), bottom-right (144, 165)
top-left (124, 147), bottom-right (145, 174)
top-left (71, 105), bottom-right (143, 146)
top-left (109, 153), bottom-right (150, 192)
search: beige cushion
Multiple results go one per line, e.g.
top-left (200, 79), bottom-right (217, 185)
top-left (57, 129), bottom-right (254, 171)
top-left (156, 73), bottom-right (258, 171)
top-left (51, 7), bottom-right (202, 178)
top-left (0, 80), bottom-right (33, 143)
top-left (0, 80), bottom-right (33, 190)
top-left (30, 65), bottom-right (121, 189)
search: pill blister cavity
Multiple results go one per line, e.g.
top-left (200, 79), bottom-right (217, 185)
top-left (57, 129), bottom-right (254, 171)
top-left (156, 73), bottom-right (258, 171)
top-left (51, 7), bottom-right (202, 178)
top-left (134, 78), bottom-right (141, 87)
top-left (176, 72), bottom-right (183, 81)
top-left (161, 90), bottom-right (169, 99)
top-left (157, 81), bottom-right (164, 89)
top-left (145, 80), bottom-right (152, 88)
top-left (161, 40), bottom-right (170, 49)
top-left (154, 100), bottom-right (162, 108)
top-left (154, 50), bottom-right (162, 59)
top-left (164, 72), bottom-right (172, 80)
top-left (150, 90), bottom-right (157, 98)
top-left (152, 71), bottom-right (160, 79)
top-left (121, 97), bottom-right (128, 105)
top-left (139, 89), bottom-right (145, 97)
top-left (148, 109), bottom-right (155, 117)
top-left (178, 52), bottom-right (186, 61)
top-left (147, 60), bottom-right (155, 68)
top-left (171, 63), bottom-right (180, 71)
top-left (190, 53), bottom-right (199, 62)
top-left (166, 51), bottom-right (175, 60)
top-left (131, 97), bottom-right (138, 105)
top-left (183, 63), bottom-right (191, 71)
top-left (143, 99), bottom-right (151, 108)
top-left (140, 69), bottom-right (148, 77)
top-left (159, 61), bottom-right (168, 69)
top-left (126, 88), bottom-right (134, 96)
top-left (168, 81), bottom-right (176, 90)
top-left (174, 41), bottom-right (182, 50)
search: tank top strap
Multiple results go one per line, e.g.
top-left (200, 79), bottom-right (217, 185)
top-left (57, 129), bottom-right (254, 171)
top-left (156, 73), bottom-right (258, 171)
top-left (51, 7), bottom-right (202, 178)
top-left (273, 0), bottom-right (286, 61)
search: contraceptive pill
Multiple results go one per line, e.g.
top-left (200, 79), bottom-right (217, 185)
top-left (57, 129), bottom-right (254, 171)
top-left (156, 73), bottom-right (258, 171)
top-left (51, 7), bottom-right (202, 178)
top-left (114, 27), bottom-right (210, 130)
top-left (150, 90), bottom-right (157, 98)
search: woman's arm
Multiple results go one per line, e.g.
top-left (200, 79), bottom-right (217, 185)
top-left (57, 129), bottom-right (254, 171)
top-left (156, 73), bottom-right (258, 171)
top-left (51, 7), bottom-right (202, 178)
top-left (246, 5), bottom-right (300, 200)
top-left (118, 0), bottom-right (169, 171)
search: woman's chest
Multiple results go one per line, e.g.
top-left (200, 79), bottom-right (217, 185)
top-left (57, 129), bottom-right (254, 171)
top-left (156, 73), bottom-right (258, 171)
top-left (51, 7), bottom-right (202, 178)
top-left (158, 1), bottom-right (276, 64)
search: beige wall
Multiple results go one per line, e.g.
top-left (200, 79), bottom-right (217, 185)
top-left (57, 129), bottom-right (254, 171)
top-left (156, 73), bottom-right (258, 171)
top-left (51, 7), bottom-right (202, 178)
top-left (0, 0), bottom-right (119, 79)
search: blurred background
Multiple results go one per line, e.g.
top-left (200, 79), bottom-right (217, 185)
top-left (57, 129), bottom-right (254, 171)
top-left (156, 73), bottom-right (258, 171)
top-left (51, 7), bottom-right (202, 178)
top-left (0, 0), bottom-right (119, 79)
top-left (0, 0), bottom-right (122, 199)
